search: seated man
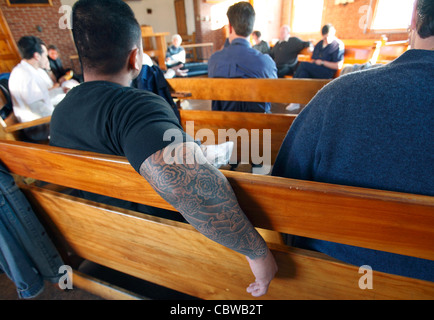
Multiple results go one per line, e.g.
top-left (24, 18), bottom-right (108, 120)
top-left (49, 0), bottom-right (277, 297)
top-left (272, 0), bottom-right (434, 282)
top-left (165, 34), bottom-right (186, 68)
top-left (293, 24), bottom-right (344, 79)
top-left (8, 36), bottom-right (67, 141)
top-left (208, 2), bottom-right (277, 113)
top-left (47, 44), bottom-right (82, 84)
top-left (269, 25), bottom-right (312, 78)
top-left (252, 30), bottom-right (270, 55)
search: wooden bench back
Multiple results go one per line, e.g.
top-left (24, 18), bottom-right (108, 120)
top-left (377, 40), bottom-right (410, 64)
top-left (341, 39), bottom-right (383, 65)
top-left (0, 140), bottom-right (433, 300)
top-left (296, 39), bottom-right (383, 66)
top-left (179, 109), bottom-right (296, 164)
top-left (167, 78), bottom-right (331, 105)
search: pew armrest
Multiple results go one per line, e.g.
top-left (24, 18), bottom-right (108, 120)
top-left (3, 116), bottom-right (51, 133)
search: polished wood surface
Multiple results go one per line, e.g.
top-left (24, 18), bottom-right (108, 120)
top-left (377, 40), bottom-right (410, 64)
top-left (141, 26), bottom-right (169, 70)
top-left (3, 115), bottom-right (51, 133)
top-left (167, 78), bottom-right (331, 104)
top-left (179, 109), bottom-right (296, 164)
top-left (0, 140), bottom-right (433, 261)
top-left (21, 184), bottom-right (434, 300)
top-left (1, 140), bottom-right (432, 299)
top-left (0, 9), bottom-right (21, 73)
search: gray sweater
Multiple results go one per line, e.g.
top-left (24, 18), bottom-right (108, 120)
top-left (272, 49), bottom-right (434, 281)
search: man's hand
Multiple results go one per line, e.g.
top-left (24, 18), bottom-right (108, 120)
top-left (140, 142), bottom-right (278, 297)
top-left (246, 248), bottom-right (278, 297)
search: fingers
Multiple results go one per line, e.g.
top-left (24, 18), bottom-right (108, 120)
top-left (246, 281), bottom-right (269, 297)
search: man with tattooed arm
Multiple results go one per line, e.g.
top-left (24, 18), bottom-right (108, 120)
top-left (49, 0), bottom-right (277, 297)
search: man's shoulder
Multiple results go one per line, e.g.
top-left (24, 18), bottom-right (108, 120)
top-left (9, 62), bottom-right (32, 85)
top-left (334, 38), bottom-right (345, 50)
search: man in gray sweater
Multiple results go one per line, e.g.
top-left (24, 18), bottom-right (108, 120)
top-left (272, 0), bottom-right (434, 282)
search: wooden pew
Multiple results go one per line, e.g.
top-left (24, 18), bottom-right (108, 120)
top-left (141, 26), bottom-right (170, 70)
top-left (291, 39), bottom-right (384, 78)
top-left (179, 109), bottom-right (296, 165)
top-left (0, 140), bottom-right (433, 300)
top-left (168, 78), bottom-right (330, 166)
top-left (0, 87), bottom-right (51, 141)
top-left (167, 78), bottom-right (331, 105)
top-left (341, 39), bottom-right (383, 65)
top-left (376, 40), bottom-right (410, 64)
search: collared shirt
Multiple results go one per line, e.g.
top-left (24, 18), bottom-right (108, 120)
top-left (9, 60), bottom-right (64, 122)
top-left (208, 38), bottom-right (277, 113)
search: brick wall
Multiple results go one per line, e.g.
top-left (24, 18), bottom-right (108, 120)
top-left (316, 0), bottom-right (407, 42)
top-left (0, 0), bottom-right (76, 69)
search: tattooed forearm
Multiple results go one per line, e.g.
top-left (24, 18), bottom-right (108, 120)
top-left (140, 142), bottom-right (267, 260)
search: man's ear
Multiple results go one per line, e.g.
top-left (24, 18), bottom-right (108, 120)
top-left (128, 47), bottom-right (141, 72)
top-left (410, 0), bottom-right (418, 31)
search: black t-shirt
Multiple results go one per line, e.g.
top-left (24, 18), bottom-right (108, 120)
top-left (270, 37), bottom-right (310, 66)
top-left (50, 81), bottom-right (191, 221)
top-left (50, 81), bottom-right (190, 172)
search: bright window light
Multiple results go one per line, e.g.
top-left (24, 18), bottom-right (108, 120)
top-left (371, 0), bottom-right (414, 31)
top-left (291, 0), bottom-right (324, 33)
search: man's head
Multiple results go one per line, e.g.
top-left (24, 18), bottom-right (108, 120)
top-left (279, 25), bottom-right (291, 42)
top-left (72, 0), bottom-right (142, 76)
top-left (17, 36), bottom-right (49, 69)
top-left (321, 24), bottom-right (336, 43)
top-left (252, 30), bottom-right (261, 44)
top-left (227, 2), bottom-right (255, 38)
top-left (171, 34), bottom-right (182, 48)
top-left (47, 45), bottom-right (59, 61)
top-left (415, 0), bottom-right (434, 38)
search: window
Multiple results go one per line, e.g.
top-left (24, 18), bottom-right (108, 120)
top-left (371, 0), bottom-right (414, 32)
top-left (210, 0), bottom-right (240, 31)
top-left (291, 0), bottom-right (324, 33)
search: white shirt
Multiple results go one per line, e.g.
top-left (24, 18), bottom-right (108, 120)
top-left (9, 60), bottom-right (65, 122)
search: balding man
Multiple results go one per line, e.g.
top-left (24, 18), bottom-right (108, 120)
top-left (269, 25), bottom-right (312, 78)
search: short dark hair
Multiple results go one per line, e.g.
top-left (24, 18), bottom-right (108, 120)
top-left (416, 0), bottom-right (434, 38)
top-left (321, 24), bottom-right (334, 36)
top-left (227, 2), bottom-right (255, 37)
top-left (72, 0), bottom-right (142, 75)
top-left (252, 30), bottom-right (261, 38)
top-left (17, 36), bottom-right (45, 60)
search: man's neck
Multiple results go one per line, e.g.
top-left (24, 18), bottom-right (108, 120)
top-left (24, 58), bottom-right (39, 70)
top-left (413, 35), bottom-right (434, 51)
top-left (83, 72), bottom-right (132, 87)
top-left (229, 33), bottom-right (249, 43)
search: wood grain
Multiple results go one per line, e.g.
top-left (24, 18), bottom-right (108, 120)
top-left (167, 78), bottom-right (331, 104)
top-left (21, 185), bottom-right (434, 300)
top-left (0, 140), bottom-right (433, 261)
top-left (179, 109), bottom-right (296, 164)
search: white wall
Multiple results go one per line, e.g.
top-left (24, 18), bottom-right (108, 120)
top-left (60, 0), bottom-right (196, 41)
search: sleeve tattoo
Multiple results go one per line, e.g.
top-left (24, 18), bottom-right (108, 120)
top-left (139, 142), bottom-right (267, 260)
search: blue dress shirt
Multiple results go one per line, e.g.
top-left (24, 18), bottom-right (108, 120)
top-left (208, 38), bottom-right (277, 113)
